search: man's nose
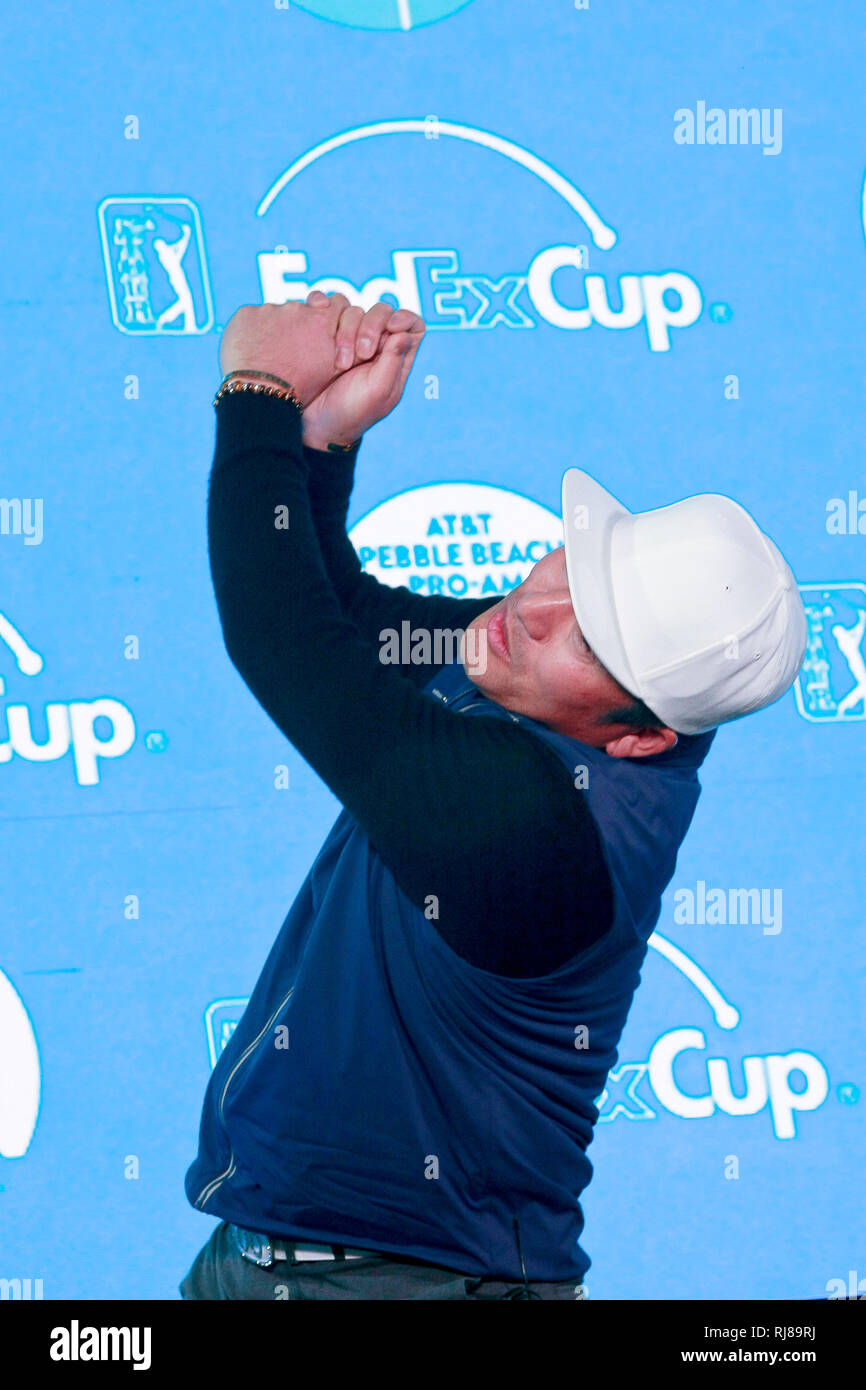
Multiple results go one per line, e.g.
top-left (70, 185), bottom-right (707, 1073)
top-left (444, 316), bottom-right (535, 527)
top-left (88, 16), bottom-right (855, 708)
top-left (514, 589), bottom-right (574, 640)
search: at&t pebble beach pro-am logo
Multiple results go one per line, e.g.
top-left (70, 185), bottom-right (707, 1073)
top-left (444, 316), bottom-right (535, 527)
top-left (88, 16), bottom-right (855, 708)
top-left (255, 119), bottom-right (705, 353)
top-left (0, 611), bottom-right (135, 785)
top-left (793, 582), bottom-right (866, 722)
top-left (97, 197), bottom-right (214, 336)
top-left (291, 0), bottom-right (478, 27)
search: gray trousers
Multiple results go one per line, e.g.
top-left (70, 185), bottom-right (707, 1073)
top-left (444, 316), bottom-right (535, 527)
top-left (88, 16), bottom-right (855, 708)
top-left (180, 1220), bottom-right (588, 1301)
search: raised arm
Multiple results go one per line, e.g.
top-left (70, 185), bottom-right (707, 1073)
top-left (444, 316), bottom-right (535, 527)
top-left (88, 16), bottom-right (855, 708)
top-left (301, 443), bottom-right (491, 686)
top-left (299, 293), bottom-right (492, 683)
top-left (210, 299), bottom-right (614, 978)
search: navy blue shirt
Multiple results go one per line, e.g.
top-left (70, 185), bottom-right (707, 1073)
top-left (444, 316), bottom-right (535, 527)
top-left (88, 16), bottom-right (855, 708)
top-left (185, 390), bottom-right (715, 1279)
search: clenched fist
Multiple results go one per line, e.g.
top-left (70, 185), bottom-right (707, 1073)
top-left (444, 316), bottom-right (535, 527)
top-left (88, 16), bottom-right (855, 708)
top-left (218, 296), bottom-right (350, 408)
top-left (218, 292), bottom-right (427, 448)
top-left (301, 291), bottom-right (426, 450)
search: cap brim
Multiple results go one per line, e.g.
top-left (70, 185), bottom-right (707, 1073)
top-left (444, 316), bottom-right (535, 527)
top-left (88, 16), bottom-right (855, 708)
top-left (560, 467), bottom-right (640, 699)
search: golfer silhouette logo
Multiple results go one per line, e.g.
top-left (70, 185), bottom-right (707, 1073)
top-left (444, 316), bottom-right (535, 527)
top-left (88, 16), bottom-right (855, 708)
top-left (794, 583), bottom-right (866, 722)
top-left (97, 197), bottom-right (214, 336)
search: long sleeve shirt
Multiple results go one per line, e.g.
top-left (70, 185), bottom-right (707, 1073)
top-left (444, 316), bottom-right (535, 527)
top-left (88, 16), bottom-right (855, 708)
top-left (188, 386), bottom-right (716, 1280)
top-left (207, 388), bottom-right (614, 978)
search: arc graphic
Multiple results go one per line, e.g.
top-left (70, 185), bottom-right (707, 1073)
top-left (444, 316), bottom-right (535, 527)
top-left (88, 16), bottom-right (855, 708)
top-left (256, 119), bottom-right (618, 250)
top-left (647, 931), bottom-right (740, 1030)
top-left (0, 610), bottom-right (43, 678)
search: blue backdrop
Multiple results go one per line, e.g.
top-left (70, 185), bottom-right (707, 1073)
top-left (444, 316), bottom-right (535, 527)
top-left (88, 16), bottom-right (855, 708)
top-left (1, 0), bottom-right (863, 1300)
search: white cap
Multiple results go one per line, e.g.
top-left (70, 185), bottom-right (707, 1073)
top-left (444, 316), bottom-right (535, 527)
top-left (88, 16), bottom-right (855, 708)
top-left (560, 469), bottom-right (807, 736)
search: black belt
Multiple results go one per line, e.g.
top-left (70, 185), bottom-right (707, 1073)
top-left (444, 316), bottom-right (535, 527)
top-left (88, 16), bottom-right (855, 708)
top-left (232, 1225), bottom-right (375, 1269)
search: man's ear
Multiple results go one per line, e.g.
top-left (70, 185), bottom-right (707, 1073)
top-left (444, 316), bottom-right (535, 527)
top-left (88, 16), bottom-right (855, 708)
top-left (603, 726), bottom-right (679, 759)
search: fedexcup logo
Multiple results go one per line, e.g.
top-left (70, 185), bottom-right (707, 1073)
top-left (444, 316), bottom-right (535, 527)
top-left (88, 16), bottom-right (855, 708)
top-left (0, 610), bottom-right (136, 785)
top-left (596, 932), bottom-right (830, 1140)
top-left (255, 119), bottom-right (704, 353)
top-left (0, 967), bottom-right (40, 1159)
top-left (97, 197), bottom-right (213, 335)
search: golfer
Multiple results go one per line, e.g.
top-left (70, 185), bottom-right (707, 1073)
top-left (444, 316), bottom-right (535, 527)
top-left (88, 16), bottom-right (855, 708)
top-left (181, 292), bottom-right (806, 1300)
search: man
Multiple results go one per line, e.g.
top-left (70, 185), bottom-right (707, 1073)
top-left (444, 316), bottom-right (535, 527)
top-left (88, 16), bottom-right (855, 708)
top-left (180, 292), bottom-right (806, 1300)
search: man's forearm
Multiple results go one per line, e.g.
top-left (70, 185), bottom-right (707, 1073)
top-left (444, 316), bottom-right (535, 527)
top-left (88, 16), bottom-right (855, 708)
top-left (208, 388), bottom-right (614, 978)
top-left (302, 440), bottom-right (492, 682)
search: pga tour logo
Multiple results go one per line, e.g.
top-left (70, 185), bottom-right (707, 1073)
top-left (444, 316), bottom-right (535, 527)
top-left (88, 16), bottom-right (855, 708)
top-left (793, 582), bottom-right (866, 722)
top-left (97, 196), bottom-right (213, 335)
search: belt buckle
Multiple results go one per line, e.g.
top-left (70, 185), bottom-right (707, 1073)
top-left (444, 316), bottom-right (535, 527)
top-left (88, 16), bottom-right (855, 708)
top-left (234, 1226), bottom-right (275, 1269)
top-left (292, 1242), bottom-right (369, 1261)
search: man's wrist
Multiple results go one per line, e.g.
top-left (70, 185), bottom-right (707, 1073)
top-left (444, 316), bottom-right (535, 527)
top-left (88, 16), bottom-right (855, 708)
top-left (215, 370), bottom-right (307, 411)
top-left (302, 431), bottom-right (362, 454)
